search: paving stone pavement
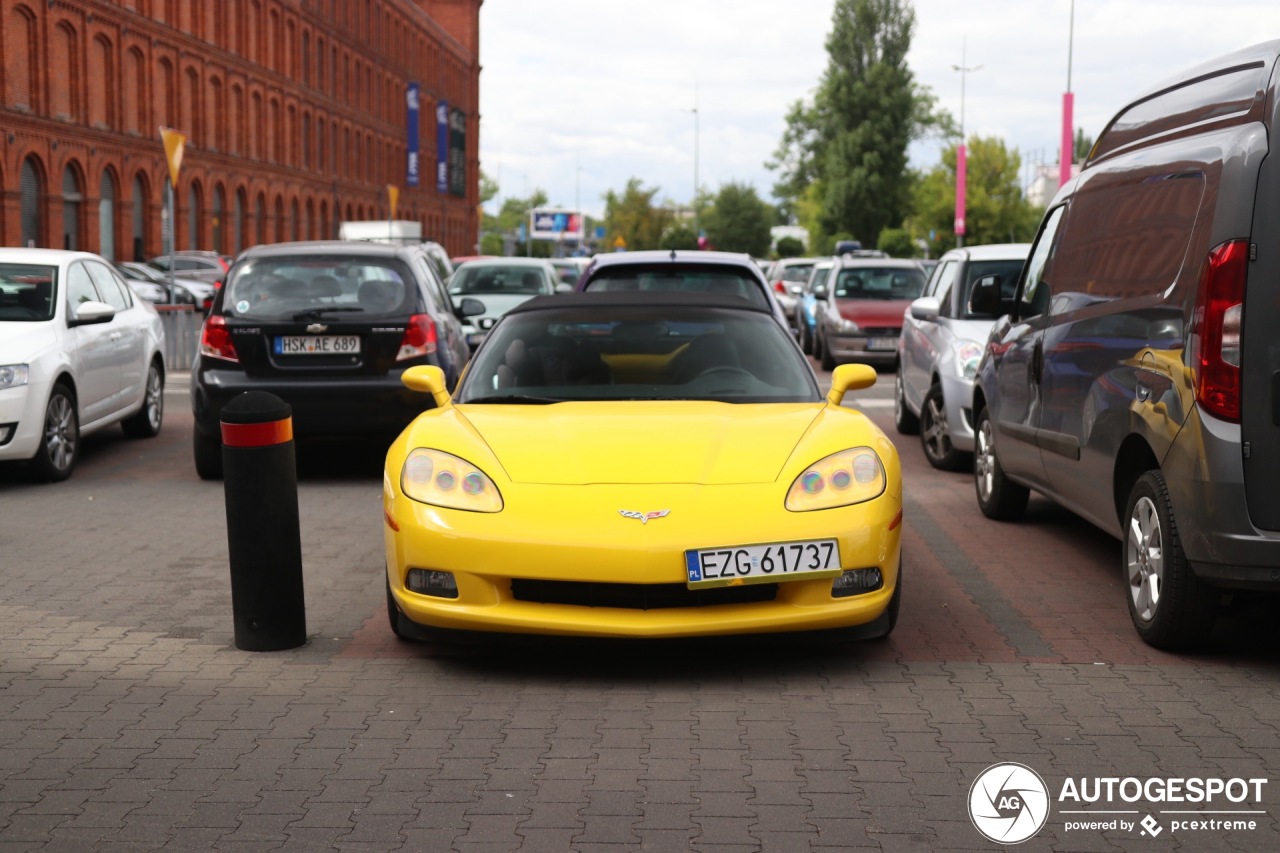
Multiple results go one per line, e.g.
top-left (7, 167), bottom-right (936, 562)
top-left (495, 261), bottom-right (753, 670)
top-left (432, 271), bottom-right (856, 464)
top-left (0, 383), bottom-right (1278, 851)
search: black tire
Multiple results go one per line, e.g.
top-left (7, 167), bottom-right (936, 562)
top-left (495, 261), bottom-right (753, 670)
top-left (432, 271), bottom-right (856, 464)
top-left (820, 331), bottom-right (837, 372)
top-left (29, 383), bottom-right (79, 482)
top-left (193, 430), bottom-right (223, 480)
top-left (121, 359), bottom-right (164, 438)
top-left (798, 320), bottom-right (813, 356)
top-left (1123, 470), bottom-right (1217, 650)
top-left (973, 406), bottom-right (1029, 520)
top-left (919, 384), bottom-right (969, 471)
top-left (893, 372), bottom-right (919, 435)
top-left (386, 575), bottom-right (417, 642)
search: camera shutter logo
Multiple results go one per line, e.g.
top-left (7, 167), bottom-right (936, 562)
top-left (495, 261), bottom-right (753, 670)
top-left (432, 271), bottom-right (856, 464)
top-left (968, 762), bottom-right (1050, 844)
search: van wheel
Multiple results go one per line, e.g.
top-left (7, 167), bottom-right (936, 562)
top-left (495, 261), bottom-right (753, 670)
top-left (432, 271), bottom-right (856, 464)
top-left (973, 406), bottom-right (1028, 520)
top-left (29, 384), bottom-right (79, 482)
top-left (798, 320), bottom-right (812, 355)
top-left (121, 360), bottom-right (164, 438)
top-left (920, 385), bottom-right (968, 470)
top-left (1124, 470), bottom-right (1216, 650)
top-left (894, 373), bottom-right (919, 435)
top-left (193, 430), bottom-right (223, 480)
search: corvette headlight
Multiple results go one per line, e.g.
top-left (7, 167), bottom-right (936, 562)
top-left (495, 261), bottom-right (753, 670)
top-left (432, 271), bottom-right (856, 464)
top-left (954, 341), bottom-right (984, 380)
top-left (0, 364), bottom-right (29, 390)
top-left (786, 448), bottom-right (886, 511)
top-left (401, 448), bottom-right (503, 512)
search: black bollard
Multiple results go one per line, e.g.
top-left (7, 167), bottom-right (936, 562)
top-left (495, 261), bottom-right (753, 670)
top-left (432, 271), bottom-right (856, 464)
top-left (220, 391), bottom-right (307, 651)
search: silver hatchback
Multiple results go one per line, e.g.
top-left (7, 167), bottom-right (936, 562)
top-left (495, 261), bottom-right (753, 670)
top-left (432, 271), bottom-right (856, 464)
top-left (895, 244), bottom-right (1028, 470)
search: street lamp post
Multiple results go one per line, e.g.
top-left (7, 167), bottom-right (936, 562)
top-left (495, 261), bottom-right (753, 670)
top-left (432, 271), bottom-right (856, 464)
top-left (1060, 0), bottom-right (1076, 188)
top-left (952, 40), bottom-right (982, 249)
top-left (689, 83), bottom-right (700, 241)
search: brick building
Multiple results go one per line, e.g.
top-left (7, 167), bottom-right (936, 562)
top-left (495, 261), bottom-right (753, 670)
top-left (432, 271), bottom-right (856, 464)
top-left (0, 0), bottom-right (482, 261)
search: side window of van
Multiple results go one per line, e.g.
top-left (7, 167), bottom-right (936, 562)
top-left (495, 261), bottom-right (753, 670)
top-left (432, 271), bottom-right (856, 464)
top-left (1018, 206), bottom-right (1066, 319)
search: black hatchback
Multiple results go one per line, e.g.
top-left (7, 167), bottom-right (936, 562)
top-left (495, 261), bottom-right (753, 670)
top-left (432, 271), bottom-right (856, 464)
top-left (190, 240), bottom-right (477, 479)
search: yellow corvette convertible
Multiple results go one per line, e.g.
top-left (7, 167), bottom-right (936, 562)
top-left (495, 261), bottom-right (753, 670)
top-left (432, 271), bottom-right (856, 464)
top-left (383, 291), bottom-right (903, 641)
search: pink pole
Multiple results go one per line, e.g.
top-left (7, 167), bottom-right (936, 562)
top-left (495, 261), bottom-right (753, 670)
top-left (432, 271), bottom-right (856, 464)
top-left (954, 144), bottom-right (967, 246)
top-left (1060, 91), bottom-right (1074, 187)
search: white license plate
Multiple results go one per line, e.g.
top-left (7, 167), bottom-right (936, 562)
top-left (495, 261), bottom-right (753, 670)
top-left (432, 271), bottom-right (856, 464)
top-left (467, 332), bottom-right (487, 346)
top-left (274, 335), bottom-right (361, 355)
top-left (866, 337), bottom-right (898, 351)
top-left (685, 539), bottom-right (841, 588)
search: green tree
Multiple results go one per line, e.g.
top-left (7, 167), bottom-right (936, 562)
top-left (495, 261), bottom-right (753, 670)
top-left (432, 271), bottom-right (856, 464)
top-left (767, 0), bottom-right (953, 249)
top-left (775, 236), bottom-right (806, 258)
top-left (661, 222), bottom-right (699, 251)
top-left (1073, 127), bottom-right (1095, 164)
top-left (703, 182), bottom-right (772, 257)
top-left (910, 135), bottom-right (1041, 258)
top-left (876, 227), bottom-right (917, 257)
top-left (603, 178), bottom-right (671, 251)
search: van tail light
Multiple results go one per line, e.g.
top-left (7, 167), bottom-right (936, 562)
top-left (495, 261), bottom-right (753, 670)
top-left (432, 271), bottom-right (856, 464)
top-left (199, 314), bottom-right (240, 363)
top-left (1192, 239), bottom-right (1247, 423)
top-left (397, 314), bottom-right (439, 361)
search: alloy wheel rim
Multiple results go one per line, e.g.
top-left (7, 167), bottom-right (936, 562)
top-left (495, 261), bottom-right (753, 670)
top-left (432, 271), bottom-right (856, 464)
top-left (1127, 496), bottom-right (1163, 622)
top-left (975, 420), bottom-right (994, 501)
top-left (894, 375), bottom-right (905, 422)
top-left (923, 396), bottom-right (949, 459)
top-left (45, 395), bottom-right (76, 472)
top-left (145, 368), bottom-right (163, 429)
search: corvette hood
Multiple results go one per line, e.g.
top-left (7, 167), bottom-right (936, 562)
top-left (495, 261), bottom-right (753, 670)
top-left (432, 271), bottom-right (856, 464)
top-left (458, 402), bottom-right (822, 485)
top-left (838, 299), bottom-right (912, 327)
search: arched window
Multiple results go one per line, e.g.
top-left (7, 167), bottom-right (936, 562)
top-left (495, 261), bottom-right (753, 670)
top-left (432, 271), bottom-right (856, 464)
top-left (51, 23), bottom-right (80, 120)
top-left (255, 194), bottom-right (266, 245)
top-left (212, 185), bottom-right (225, 253)
top-left (5, 6), bottom-right (38, 111)
top-left (290, 198), bottom-right (299, 241)
top-left (305, 198), bottom-right (315, 240)
top-left (187, 182), bottom-right (203, 250)
top-left (275, 195), bottom-right (285, 242)
top-left (131, 173), bottom-right (148, 260)
top-left (234, 188), bottom-right (246, 253)
top-left (99, 170), bottom-right (117, 260)
top-left (157, 58), bottom-right (174, 129)
top-left (91, 35), bottom-right (115, 130)
top-left (62, 164), bottom-right (83, 250)
top-left (20, 156), bottom-right (44, 248)
top-left (124, 48), bottom-right (146, 134)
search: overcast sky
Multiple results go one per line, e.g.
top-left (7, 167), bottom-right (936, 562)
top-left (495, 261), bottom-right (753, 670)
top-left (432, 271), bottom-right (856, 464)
top-left (478, 1), bottom-right (1280, 219)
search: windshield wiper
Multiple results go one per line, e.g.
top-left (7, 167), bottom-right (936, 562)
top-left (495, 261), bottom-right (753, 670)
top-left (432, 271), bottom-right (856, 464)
top-left (291, 307), bottom-right (366, 321)
top-left (465, 394), bottom-right (564, 405)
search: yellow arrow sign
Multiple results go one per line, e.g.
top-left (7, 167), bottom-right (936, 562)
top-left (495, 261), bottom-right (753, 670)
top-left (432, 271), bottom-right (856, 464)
top-left (159, 127), bottom-right (187, 187)
top-left (613, 234), bottom-right (627, 249)
top-left (387, 184), bottom-right (399, 220)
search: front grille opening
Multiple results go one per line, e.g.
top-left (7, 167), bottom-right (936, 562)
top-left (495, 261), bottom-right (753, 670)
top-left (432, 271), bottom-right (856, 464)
top-left (510, 579), bottom-right (777, 610)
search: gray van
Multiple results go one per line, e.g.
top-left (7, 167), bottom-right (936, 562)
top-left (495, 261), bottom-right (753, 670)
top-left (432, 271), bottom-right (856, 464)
top-left (969, 40), bottom-right (1280, 650)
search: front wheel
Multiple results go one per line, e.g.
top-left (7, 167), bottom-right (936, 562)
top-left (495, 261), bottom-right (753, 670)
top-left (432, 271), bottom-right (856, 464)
top-left (973, 406), bottom-right (1028, 520)
top-left (121, 360), bottom-right (164, 438)
top-left (920, 384), bottom-right (968, 471)
top-left (1124, 470), bottom-right (1216, 650)
top-left (29, 384), bottom-right (79, 482)
top-left (798, 320), bottom-right (813, 355)
top-left (894, 373), bottom-right (919, 435)
top-left (820, 332), bottom-right (837, 371)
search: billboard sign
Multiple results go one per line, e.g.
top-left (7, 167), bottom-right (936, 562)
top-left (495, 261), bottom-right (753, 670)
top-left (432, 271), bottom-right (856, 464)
top-left (449, 108), bottom-right (467, 198)
top-left (531, 208), bottom-right (585, 241)
top-left (405, 82), bottom-right (420, 187)
top-left (436, 99), bottom-right (449, 193)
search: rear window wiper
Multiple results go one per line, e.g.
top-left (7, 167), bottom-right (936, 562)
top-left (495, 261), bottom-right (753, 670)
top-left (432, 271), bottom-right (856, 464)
top-left (291, 307), bottom-right (366, 321)
top-left (464, 394), bottom-right (564, 405)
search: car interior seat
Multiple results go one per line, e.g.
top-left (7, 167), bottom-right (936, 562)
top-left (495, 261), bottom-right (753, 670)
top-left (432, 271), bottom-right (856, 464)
top-left (358, 279), bottom-right (398, 311)
top-left (520, 272), bottom-right (543, 293)
top-left (17, 282), bottom-right (52, 317)
top-left (309, 275), bottom-right (343, 300)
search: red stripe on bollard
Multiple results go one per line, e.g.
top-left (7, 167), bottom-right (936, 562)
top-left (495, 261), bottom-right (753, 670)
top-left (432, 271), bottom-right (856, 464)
top-left (221, 418), bottom-right (293, 447)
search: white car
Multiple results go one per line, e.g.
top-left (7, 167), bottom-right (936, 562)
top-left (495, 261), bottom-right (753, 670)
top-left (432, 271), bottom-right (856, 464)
top-left (0, 249), bottom-right (166, 481)
top-left (448, 258), bottom-right (560, 349)
top-left (896, 243), bottom-right (1029, 470)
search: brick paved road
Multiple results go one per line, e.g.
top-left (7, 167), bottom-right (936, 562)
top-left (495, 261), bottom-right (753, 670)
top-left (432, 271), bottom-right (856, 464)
top-left (1, 373), bottom-right (1278, 851)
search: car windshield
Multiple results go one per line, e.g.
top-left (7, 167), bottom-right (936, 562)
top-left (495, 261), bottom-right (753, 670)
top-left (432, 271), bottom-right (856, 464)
top-left (0, 264), bottom-right (58, 322)
top-left (777, 264), bottom-right (813, 282)
top-left (222, 256), bottom-right (413, 318)
top-left (457, 304), bottom-right (820, 404)
top-left (582, 264), bottom-right (770, 310)
top-left (961, 259), bottom-right (1027, 319)
top-left (833, 267), bottom-right (926, 300)
top-left (450, 265), bottom-right (551, 296)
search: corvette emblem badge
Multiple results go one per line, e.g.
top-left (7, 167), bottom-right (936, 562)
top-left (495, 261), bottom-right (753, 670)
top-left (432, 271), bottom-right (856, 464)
top-left (619, 510), bottom-right (670, 524)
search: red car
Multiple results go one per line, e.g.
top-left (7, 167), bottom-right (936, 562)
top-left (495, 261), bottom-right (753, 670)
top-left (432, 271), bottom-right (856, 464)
top-left (812, 258), bottom-right (927, 371)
